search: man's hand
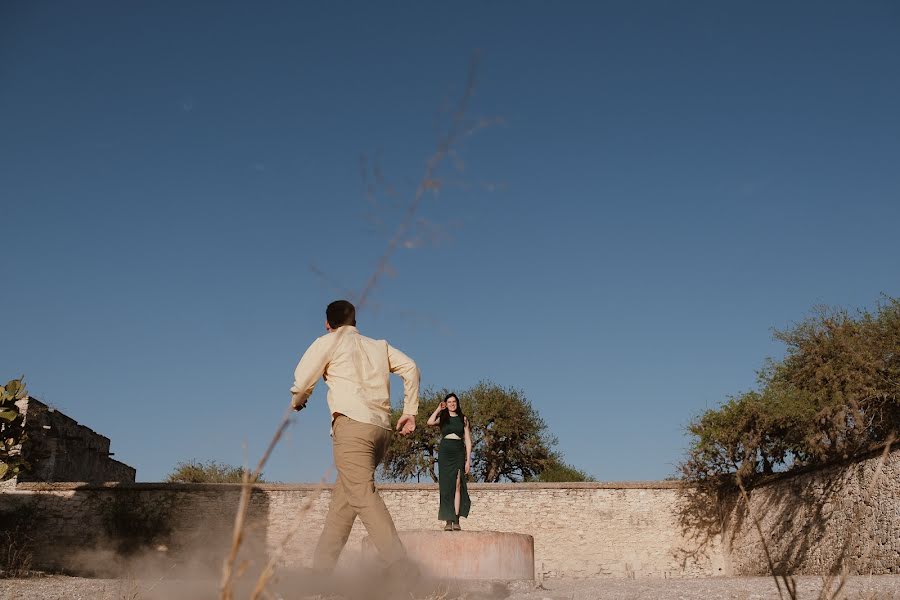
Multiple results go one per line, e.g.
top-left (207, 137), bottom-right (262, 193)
top-left (396, 414), bottom-right (416, 436)
top-left (291, 393), bottom-right (308, 412)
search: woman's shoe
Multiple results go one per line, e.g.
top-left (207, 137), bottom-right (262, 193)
top-left (444, 521), bottom-right (453, 531)
top-left (452, 521), bottom-right (461, 531)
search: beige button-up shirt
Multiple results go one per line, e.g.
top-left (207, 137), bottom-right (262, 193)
top-left (290, 326), bottom-right (420, 431)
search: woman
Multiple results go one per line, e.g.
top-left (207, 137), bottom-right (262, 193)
top-left (426, 392), bottom-right (472, 530)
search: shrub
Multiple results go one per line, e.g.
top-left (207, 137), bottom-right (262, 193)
top-left (0, 377), bottom-right (28, 481)
top-left (166, 460), bottom-right (263, 484)
top-left (682, 297), bottom-right (900, 488)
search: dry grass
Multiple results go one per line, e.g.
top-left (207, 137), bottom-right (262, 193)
top-left (219, 54), bottom-right (494, 600)
top-left (249, 478), bottom-right (329, 600)
top-left (0, 530), bottom-right (33, 579)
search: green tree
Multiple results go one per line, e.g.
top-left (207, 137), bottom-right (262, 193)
top-left (529, 453), bottom-right (595, 482)
top-left (682, 297), bottom-right (900, 488)
top-left (166, 460), bottom-right (264, 483)
top-left (382, 400), bottom-right (441, 482)
top-left (382, 381), bottom-right (588, 483)
top-left (0, 377), bottom-right (28, 481)
top-left (467, 381), bottom-right (555, 482)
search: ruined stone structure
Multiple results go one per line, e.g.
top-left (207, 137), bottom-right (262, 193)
top-left (10, 396), bottom-right (135, 483)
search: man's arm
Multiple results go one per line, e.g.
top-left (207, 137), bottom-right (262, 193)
top-left (290, 337), bottom-right (329, 411)
top-left (387, 343), bottom-right (419, 434)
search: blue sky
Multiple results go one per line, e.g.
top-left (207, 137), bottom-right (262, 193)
top-left (2, 2), bottom-right (898, 482)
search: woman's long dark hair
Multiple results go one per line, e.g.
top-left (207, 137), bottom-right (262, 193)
top-left (438, 392), bottom-right (465, 427)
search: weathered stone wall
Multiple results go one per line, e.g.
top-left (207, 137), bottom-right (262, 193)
top-left (1, 482), bottom-right (722, 578)
top-left (13, 397), bottom-right (135, 483)
top-left (0, 485), bottom-right (266, 575)
top-left (286, 483), bottom-right (724, 578)
top-left (2, 446), bottom-right (897, 578)
top-left (724, 445), bottom-right (900, 576)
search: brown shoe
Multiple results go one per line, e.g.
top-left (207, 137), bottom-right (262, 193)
top-left (444, 521), bottom-right (453, 531)
top-left (452, 521), bottom-right (461, 531)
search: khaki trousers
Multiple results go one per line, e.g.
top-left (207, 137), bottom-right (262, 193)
top-left (313, 415), bottom-right (406, 571)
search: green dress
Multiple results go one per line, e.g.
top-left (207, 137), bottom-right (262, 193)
top-left (438, 414), bottom-right (471, 521)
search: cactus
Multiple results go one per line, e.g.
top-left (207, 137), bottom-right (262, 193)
top-left (0, 376), bottom-right (28, 480)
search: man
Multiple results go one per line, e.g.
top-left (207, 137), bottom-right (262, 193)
top-left (290, 300), bottom-right (419, 573)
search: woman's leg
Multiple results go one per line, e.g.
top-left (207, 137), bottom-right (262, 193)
top-left (454, 470), bottom-right (461, 516)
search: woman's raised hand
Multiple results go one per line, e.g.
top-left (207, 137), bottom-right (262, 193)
top-left (438, 401), bottom-right (446, 411)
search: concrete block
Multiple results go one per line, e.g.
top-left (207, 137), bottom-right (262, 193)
top-left (362, 530), bottom-right (534, 580)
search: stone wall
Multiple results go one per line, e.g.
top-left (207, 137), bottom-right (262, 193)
top-left (12, 397), bottom-right (135, 483)
top-left (1, 446), bottom-right (897, 579)
top-left (723, 444), bottom-right (900, 576)
top-left (1, 482), bottom-right (722, 578)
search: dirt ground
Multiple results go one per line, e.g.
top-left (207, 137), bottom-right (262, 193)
top-left (2, 575), bottom-right (899, 600)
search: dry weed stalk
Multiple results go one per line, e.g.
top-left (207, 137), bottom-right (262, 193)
top-left (1, 529), bottom-right (33, 579)
top-left (736, 434), bottom-right (895, 600)
top-left (249, 478), bottom-right (329, 600)
top-left (220, 54), bottom-right (491, 600)
top-left (220, 411), bottom-right (294, 599)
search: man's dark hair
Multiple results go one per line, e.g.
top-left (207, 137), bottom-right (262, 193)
top-left (326, 300), bottom-right (356, 329)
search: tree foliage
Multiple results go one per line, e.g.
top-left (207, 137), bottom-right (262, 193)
top-left (382, 401), bottom-right (440, 482)
top-left (682, 297), bottom-right (900, 488)
top-left (382, 380), bottom-right (591, 482)
top-left (529, 453), bottom-right (596, 482)
top-left (166, 460), bottom-right (263, 484)
top-left (0, 377), bottom-right (28, 481)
